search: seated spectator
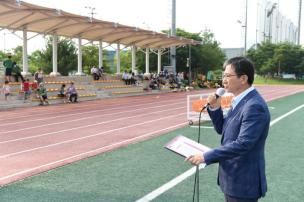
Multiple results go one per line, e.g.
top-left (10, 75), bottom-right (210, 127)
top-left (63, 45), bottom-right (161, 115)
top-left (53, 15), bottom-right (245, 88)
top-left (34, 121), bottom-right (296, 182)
top-left (122, 71), bottom-right (130, 85)
top-left (130, 72), bottom-right (138, 86)
top-left (2, 80), bottom-right (11, 101)
top-left (57, 84), bottom-right (67, 103)
top-left (31, 80), bottom-right (39, 99)
top-left (66, 82), bottom-right (78, 103)
top-left (34, 68), bottom-right (44, 84)
top-left (91, 66), bottom-right (99, 80)
top-left (128, 71), bottom-right (136, 85)
top-left (149, 77), bottom-right (159, 90)
top-left (22, 79), bottom-right (31, 101)
top-left (98, 66), bottom-right (104, 79)
top-left (37, 83), bottom-right (49, 105)
top-left (158, 77), bottom-right (167, 86)
top-left (175, 73), bottom-right (182, 88)
top-left (143, 76), bottom-right (150, 91)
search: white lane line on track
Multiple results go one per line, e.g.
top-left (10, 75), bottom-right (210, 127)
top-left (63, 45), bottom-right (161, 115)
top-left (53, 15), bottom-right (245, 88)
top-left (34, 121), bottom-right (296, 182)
top-left (0, 90), bottom-right (191, 121)
top-left (135, 104), bottom-right (304, 202)
top-left (0, 96), bottom-right (155, 118)
top-left (0, 122), bottom-right (188, 183)
top-left (263, 89), bottom-right (304, 102)
top-left (0, 113), bottom-right (186, 158)
top-left (0, 99), bottom-right (186, 127)
top-left (1, 87), bottom-right (302, 124)
top-left (0, 107), bottom-right (185, 144)
top-left (190, 126), bottom-right (213, 129)
top-left (0, 101), bottom-right (185, 134)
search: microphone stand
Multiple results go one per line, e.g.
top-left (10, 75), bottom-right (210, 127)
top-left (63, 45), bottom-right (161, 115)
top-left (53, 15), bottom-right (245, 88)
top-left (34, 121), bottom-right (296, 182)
top-left (192, 105), bottom-right (206, 202)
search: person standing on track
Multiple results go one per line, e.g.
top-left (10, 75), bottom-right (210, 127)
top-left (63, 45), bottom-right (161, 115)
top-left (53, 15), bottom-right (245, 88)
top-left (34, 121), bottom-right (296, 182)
top-left (186, 57), bottom-right (271, 202)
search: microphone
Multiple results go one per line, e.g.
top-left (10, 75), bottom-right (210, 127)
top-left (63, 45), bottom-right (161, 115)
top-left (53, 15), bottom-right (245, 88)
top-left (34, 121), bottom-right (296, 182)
top-left (202, 88), bottom-right (226, 110)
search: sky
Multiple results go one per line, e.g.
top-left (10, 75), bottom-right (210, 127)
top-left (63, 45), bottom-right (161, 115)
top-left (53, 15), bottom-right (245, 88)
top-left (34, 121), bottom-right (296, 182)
top-left (0, 0), bottom-right (302, 53)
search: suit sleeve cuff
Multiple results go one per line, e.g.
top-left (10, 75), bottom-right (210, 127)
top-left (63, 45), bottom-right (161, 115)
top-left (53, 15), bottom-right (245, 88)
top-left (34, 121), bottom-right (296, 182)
top-left (203, 150), bottom-right (214, 165)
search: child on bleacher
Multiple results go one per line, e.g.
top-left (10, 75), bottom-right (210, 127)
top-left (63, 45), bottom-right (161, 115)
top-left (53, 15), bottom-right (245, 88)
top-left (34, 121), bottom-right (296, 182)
top-left (37, 83), bottom-right (49, 105)
top-left (31, 80), bottom-right (38, 99)
top-left (22, 79), bottom-right (31, 101)
top-left (2, 80), bottom-right (11, 101)
top-left (57, 84), bottom-right (67, 103)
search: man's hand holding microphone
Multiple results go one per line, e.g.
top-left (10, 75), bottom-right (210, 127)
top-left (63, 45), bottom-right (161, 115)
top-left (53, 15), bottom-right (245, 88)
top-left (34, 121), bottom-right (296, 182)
top-left (185, 88), bottom-right (225, 165)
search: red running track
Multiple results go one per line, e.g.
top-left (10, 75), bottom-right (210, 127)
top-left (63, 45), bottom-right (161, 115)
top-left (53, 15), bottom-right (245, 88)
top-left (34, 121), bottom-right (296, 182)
top-left (0, 85), bottom-right (303, 186)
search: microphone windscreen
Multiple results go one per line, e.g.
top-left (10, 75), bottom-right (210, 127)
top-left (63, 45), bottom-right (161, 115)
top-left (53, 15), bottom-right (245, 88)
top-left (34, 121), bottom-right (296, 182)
top-left (216, 88), bottom-right (226, 97)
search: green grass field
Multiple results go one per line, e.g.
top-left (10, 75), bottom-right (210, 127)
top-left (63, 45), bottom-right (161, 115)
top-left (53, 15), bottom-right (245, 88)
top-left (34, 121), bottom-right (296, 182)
top-left (0, 92), bottom-right (304, 202)
top-left (254, 75), bottom-right (304, 85)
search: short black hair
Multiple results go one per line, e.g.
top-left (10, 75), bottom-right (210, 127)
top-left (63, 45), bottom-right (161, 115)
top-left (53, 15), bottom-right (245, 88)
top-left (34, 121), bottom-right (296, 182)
top-left (223, 56), bottom-right (254, 85)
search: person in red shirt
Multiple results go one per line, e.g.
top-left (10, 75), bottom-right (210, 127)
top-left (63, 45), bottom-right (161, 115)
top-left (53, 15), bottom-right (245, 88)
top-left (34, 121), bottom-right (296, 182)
top-left (22, 79), bottom-right (31, 101)
top-left (31, 80), bottom-right (39, 99)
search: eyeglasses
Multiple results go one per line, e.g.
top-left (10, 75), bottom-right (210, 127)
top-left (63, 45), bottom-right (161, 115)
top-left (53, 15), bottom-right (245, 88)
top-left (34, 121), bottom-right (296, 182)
top-left (222, 74), bottom-right (238, 79)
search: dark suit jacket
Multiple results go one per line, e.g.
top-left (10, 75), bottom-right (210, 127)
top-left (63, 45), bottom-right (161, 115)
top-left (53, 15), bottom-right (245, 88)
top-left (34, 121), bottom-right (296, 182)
top-left (204, 89), bottom-right (270, 199)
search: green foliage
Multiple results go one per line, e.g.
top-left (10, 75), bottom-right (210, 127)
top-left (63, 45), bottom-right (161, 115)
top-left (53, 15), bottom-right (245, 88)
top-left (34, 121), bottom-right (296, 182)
top-left (34, 37), bottom-right (77, 76)
top-left (136, 28), bottom-right (225, 77)
top-left (254, 75), bottom-right (304, 85)
top-left (28, 50), bottom-right (43, 74)
top-left (0, 51), bottom-right (6, 61)
top-left (11, 46), bottom-right (23, 65)
top-left (81, 45), bottom-right (110, 74)
top-left (82, 45), bottom-right (99, 74)
top-left (119, 51), bottom-right (132, 72)
top-left (0, 46), bottom-right (23, 66)
top-left (135, 49), bottom-right (160, 73)
top-left (56, 37), bottom-right (78, 76)
top-left (247, 42), bottom-right (304, 77)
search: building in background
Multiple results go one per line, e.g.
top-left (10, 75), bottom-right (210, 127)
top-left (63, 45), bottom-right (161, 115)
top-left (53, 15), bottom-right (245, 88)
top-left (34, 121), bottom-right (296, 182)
top-left (257, 1), bottom-right (298, 45)
top-left (222, 48), bottom-right (244, 59)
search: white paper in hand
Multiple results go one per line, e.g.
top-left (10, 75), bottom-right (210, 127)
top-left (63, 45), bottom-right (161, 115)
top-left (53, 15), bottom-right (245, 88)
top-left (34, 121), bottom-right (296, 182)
top-left (165, 135), bottom-right (211, 158)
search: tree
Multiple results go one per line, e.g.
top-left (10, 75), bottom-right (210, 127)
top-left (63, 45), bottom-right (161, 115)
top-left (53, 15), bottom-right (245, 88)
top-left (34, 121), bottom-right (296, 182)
top-left (247, 42), bottom-right (304, 76)
top-left (135, 28), bottom-right (225, 77)
top-left (82, 45), bottom-right (110, 74)
top-left (11, 46), bottom-right (23, 65)
top-left (36, 37), bottom-right (77, 76)
top-left (28, 50), bottom-right (44, 74)
top-left (246, 41), bottom-right (276, 74)
top-left (119, 50), bottom-right (132, 72)
top-left (273, 43), bottom-right (304, 75)
top-left (197, 31), bottom-right (226, 74)
top-left (82, 45), bottom-right (99, 75)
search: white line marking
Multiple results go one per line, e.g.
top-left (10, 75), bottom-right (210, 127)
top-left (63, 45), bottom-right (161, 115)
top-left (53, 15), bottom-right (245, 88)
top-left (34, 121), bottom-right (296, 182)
top-left (0, 122), bottom-right (188, 183)
top-left (190, 126), bottom-right (213, 129)
top-left (0, 100), bottom-right (185, 127)
top-left (0, 90), bottom-right (191, 122)
top-left (135, 103), bottom-right (304, 201)
top-left (0, 103), bottom-right (185, 135)
top-left (0, 113), bottom-right (185, 158)
top-left (135, 164), bottom-right (205, 202)
top-left (0, 107), bottom-right (185, 144)
top-left (270, 104), bottom-right (304, 126)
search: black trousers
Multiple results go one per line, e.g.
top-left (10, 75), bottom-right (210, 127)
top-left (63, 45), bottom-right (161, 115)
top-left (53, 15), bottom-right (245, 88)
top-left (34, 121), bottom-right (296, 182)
top-left (14, 73), bottom-right (25, 82)
top-left (69, 94), bottom-right (78, 102)
top-left (225, 194), bottom-right (258, 202)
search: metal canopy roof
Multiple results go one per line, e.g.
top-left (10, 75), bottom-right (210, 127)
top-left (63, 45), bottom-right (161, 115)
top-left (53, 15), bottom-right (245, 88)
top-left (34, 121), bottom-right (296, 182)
top-left (0, 0), bottom-right (200, 49)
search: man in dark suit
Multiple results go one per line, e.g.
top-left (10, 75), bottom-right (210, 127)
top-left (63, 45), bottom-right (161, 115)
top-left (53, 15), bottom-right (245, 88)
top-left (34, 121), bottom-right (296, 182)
top-left (186, 57), bottom-right (270, 202)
